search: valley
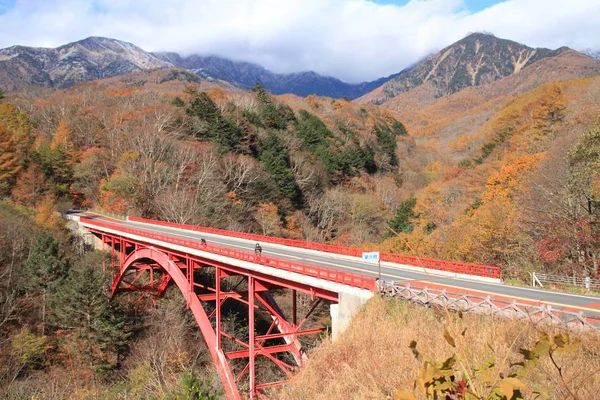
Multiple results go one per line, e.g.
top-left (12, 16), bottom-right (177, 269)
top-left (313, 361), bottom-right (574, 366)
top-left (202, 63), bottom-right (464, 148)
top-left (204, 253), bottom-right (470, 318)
top-left (1, 27), bottom-right (600, 399)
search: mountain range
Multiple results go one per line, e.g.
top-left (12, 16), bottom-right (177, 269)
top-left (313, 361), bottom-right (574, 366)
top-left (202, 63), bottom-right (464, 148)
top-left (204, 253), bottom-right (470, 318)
top-left (0, 34), bottom-right (599, 101)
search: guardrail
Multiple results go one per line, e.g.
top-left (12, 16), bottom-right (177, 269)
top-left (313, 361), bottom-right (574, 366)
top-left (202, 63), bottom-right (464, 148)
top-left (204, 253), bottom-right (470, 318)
top-left (532, 272), bottom-right (600, 290)
top-left (127, 216), bottom-right (501, 279)
top-left (380, 281), bottom-right (598, 330)
top-left (90, 208), bottom-right (127, 220)
top-left (80, 217), bottom-right (376, 291)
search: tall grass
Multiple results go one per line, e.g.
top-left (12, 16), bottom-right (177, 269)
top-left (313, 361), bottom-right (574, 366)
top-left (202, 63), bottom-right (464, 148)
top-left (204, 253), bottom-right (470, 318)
top-left (274, 296), bottom-right (600, 399)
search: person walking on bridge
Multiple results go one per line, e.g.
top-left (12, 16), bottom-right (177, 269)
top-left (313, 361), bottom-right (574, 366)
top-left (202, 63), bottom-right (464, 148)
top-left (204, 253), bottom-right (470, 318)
top-left (255, 243), bottom-right (262, 256)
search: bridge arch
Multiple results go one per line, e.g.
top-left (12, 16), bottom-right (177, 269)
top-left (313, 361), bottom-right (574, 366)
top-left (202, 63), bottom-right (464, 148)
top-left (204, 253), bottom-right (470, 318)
top-left (114, 247), bottom-right (240, 400)
top-left (87, 226), bottom-right (342, 399)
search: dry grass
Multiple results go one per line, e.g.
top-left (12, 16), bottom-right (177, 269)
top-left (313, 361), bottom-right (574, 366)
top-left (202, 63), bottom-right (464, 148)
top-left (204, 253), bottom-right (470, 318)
top-left (273, 296), bottom-right (600, 400)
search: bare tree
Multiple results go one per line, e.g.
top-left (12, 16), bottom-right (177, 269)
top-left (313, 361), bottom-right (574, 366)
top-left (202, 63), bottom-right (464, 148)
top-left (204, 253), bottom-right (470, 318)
top-left (220, 154), bottom-right (262, 196)
top-left (308, 188), bottom-right (348, 240)
top-left (155, 146), bottom-right (226, 225)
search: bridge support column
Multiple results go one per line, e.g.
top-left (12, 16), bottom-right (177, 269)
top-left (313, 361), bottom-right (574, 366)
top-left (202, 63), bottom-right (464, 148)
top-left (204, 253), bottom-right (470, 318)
top-left (330, 290), bottom-right (373, 341)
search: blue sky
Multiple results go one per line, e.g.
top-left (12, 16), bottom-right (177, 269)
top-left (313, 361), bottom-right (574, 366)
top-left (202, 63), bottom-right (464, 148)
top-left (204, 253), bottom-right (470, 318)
top-left (0, 0), bottom-right (15, 15)
top-left (0, 0), bottom-right (598, 82)
top-left (374, 0), bottom-right (500, 12)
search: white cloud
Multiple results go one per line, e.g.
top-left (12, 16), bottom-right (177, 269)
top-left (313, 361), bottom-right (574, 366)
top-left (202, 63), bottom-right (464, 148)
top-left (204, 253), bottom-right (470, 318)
top-left (0, 0), bottom-right (598, 82)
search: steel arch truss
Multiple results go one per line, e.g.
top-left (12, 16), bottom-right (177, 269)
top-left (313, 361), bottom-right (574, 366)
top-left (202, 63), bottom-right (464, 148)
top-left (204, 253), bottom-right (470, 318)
top-left (96, 232), bottom-right (337, 400)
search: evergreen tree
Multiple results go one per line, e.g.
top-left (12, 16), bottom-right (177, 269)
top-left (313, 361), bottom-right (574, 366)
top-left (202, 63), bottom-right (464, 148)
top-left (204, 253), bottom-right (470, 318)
top-left (171, 96), bottom-right (185, 107)
top-left (374, 123), bottom-right (398, 166)
top-left (388, 197), bottom-right (417, 235)
top-left (38, 142), bottom-right (73, 196)
top-left (296, 109), bottom-right (334, 151)
top-left (21, 232), bottom-right (68, 294)
top-left (186, 91), bottom-right (243, 152)
top-left (52, 252), bottom-right (131, 375)
top-left (0, 88), bottom-right (4, 103)
top-left (259, 132), bottom-right (300, 205)
top-left (251, 83), bottom-right (271, 105)
top-left (211, 115), bottom-right (244, 152)
top-left (186, 91), bottom-right (219, 121)
top-left (391, 119), bottom-right (408, 136)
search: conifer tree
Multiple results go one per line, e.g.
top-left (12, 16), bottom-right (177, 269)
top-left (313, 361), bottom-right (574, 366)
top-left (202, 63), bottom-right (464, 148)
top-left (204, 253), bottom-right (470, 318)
top-left (21, 232), bottom-right (68, 294)
top-left (52, 252), bottom-right (131, 375)
top-left (259, 132), bottom-right (300, 205)
top-left (388, 197), bottom-right (417, 235)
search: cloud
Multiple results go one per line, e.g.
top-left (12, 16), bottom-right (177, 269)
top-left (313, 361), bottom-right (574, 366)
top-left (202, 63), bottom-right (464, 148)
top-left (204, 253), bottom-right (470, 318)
top-left (0, 0), bottom-right (598, 82)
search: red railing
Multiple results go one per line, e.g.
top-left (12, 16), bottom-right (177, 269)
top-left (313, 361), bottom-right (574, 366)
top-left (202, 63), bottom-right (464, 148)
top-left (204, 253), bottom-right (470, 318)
top-left (81, 217), bottom-right (376, 291)
top-left (127, 216), bottom-right (501, 279)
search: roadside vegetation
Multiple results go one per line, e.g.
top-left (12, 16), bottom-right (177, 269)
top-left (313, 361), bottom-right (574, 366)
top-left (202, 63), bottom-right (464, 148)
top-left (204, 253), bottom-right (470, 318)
top-left (276, 296), bottom-right (600, 400)
top-left (2, 68), bottom-right (600, 397)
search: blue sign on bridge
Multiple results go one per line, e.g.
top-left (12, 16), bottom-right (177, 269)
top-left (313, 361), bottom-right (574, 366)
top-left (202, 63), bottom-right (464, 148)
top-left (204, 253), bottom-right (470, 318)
top-left (362, 251), bottom-right (380, 262)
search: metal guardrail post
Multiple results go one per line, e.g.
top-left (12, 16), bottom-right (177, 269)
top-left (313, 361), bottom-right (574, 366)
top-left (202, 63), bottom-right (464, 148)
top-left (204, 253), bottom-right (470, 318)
top-left (531, 272), bottom-right (543, 288)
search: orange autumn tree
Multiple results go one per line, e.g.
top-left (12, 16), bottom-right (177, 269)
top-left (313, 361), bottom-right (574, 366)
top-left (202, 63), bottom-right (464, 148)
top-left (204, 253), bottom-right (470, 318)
top-left (12, 163), bottom-right (47, 207)
top-left (444, 153), bottom-right (544, 268)
top-left (0, 124), bottom-right (21, 195)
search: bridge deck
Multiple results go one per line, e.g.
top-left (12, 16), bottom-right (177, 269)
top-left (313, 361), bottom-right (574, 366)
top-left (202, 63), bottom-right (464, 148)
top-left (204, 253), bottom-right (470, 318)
top-left (78, 213), bottom-right (600, 320)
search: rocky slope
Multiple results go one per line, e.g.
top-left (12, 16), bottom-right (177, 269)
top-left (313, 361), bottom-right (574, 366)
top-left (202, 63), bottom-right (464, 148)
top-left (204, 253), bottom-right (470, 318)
top-left (0, 37), bottom-right (170, 90)
top-left (582, 49), bottom-right (600, 61)
top-left (357, 32), bottom-right (588, 105)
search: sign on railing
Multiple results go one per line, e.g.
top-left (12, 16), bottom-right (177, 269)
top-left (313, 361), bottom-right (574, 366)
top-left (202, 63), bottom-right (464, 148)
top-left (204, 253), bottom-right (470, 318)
top-left (362, 252), bottom-right (381, 280)
top-left (362, 252), bottom-right (380, 262)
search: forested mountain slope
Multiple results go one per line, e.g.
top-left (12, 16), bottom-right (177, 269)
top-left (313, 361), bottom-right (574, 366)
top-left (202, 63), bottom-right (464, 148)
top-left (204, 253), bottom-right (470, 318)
top-left (374, 75), bottom-right (600, 277)
top-left (2, 61), bottom-right (600, 279)
top-left (2, 37), bottom-right (600, 399)
top-left (2, 68), bottom-right (410, 246)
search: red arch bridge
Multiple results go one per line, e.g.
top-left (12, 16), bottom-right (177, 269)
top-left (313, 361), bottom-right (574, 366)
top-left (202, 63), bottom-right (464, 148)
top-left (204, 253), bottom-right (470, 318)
top-left (70, 213), bottom-right (600, 399)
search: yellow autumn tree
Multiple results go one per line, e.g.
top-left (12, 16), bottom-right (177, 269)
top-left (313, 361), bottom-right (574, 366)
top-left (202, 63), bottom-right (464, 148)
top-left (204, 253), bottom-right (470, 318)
top-left (51, 119), bottom-right (70, 151)
top-left (35, 194), bottom-right (62, 230)
top-left (256, 202), bottom-right (282, 236)
top-left (0, 124), bottom-right (21, 194)
top-left (445, 153), bottom-right (545, 265)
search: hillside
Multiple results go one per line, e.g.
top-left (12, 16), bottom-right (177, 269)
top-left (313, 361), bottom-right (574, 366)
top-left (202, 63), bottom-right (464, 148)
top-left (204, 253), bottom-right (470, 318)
top-left (275, 296), bottom-right (600, 399)
top-left (3, 67), bottom-right (410, 246)
top-left (2, 32), bottom-right (600, 400)
top-left (380, 48), bottom-right (600, 139)
top-left (0, 67), bottom-right (411, 398)
top-left (357, 33), bottom-right (599, 106)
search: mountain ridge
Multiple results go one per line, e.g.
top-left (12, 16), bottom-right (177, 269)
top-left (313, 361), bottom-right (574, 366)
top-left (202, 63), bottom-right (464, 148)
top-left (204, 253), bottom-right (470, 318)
top-left (1, 33), bottom-right (598, 101)
top-left (357, 32), bottom-right (589, 106)
top-left (0, 36), bottom-right (398, 99)
top-left (152, 51), bottom-right (403, 99)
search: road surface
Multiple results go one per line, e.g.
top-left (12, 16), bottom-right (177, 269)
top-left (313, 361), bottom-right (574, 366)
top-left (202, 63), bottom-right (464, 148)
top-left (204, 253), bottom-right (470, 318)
top-left (81, 213), bottom-right (600, 318)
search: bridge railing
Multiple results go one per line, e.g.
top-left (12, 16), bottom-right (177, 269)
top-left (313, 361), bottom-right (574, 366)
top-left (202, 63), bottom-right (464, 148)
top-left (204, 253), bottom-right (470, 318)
top-left (380, 281), bottom-right (598, 330)
top-left (127, 216), bottom-right (501, 279)
top-left (532, 272), bottom-right (600, 290)
top-left (81, 217), bottom-right (376, 291)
